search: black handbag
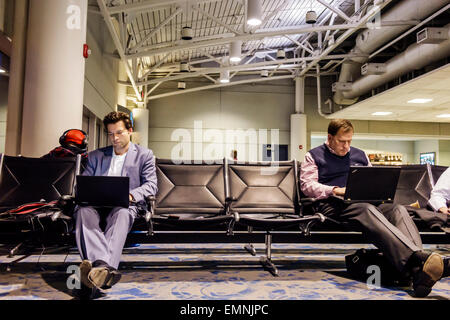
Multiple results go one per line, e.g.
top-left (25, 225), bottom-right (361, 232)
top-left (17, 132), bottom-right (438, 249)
top-left (345, 248), bottom-right (411, 286)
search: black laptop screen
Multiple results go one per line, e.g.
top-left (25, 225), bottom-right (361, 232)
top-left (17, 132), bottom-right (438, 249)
top-left (75, 176), bottom-right (130, 208)
top-left (344, 166), bottom-right (401, 202)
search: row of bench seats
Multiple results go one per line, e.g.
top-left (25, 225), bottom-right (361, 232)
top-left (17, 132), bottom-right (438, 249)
top-left (0, 154), bottom-right (448, 275)
top-left (149, 159), bottom-right (323, 233)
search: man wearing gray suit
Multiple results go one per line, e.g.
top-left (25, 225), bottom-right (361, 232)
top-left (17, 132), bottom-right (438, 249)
top-left (75, 111), bottom-right (158, 290)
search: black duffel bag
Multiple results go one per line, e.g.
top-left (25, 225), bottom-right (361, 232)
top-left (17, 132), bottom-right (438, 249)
top-left (345, 248), bottom-right (411, 287)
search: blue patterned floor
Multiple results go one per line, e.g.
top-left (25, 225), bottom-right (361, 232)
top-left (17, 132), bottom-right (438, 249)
top-left (0, 243), bottom-right (449, 300)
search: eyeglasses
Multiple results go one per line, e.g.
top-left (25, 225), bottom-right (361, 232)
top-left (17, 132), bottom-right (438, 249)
top-left (107, 130), bottom-right (128, 138)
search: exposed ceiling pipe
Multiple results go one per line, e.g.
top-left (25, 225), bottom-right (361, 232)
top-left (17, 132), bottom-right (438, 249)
top-left (333, 0), bottom-right (450, 105)
top-left (316, 65), bottom-right (329, 118)
top-left (342, 24), bottom-right (450, 100)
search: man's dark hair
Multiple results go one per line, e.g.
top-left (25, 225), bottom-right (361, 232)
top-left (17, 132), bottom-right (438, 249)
top-left (327, 119), bottom-right (354, 136)
top-left (103, 111), bottom-right (133, 130)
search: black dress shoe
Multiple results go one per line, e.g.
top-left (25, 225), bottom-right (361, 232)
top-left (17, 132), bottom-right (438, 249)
top-left (413, 253), bottom-right (444, 298)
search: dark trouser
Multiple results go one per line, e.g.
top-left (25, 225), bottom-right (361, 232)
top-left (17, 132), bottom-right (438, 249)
top-left (74, 206), bottom-right (138, 269)
top-left (315, 198), bottom-right (423, 274)
top-left (405, 206), bottom-right (449, 230)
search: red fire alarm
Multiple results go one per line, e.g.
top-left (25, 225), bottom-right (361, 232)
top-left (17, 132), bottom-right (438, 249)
top-left (299, 145), bottom-right (303, 150)
top-left (83, 44), bottom-right (91, 58)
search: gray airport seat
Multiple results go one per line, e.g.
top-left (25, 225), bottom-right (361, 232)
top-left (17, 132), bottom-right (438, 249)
top-left (226, 159), bottom-right (325, 275)
top-left (147, 158), bottom-right (233, 235)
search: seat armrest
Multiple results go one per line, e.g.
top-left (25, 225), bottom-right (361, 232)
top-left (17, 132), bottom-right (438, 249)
top-left (299, 197), bottom-right (319, 206)
top-left (145, 195), bottom-right (156, 206)
top-left (298, 197), bottom-right (318, 216)
top-left (144, 195), bottom-right (156, 222)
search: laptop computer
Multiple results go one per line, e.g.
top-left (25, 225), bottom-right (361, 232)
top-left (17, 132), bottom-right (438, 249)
top-left (340, 166), bottom-right (401, 204)
top-left (75, 176), bottom-right (130, 208)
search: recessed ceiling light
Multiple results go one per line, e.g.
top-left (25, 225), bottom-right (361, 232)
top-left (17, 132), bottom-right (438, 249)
top-left (247, 18), bottom-right (262, 26)
top-left (407, 98), bottom-right (433, 104)
top-left (436, 114), bottom-right (450, 118)
top-left (372, 112), bottom-right (392, 116)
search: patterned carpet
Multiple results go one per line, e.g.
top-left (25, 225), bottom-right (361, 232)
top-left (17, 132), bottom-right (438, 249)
top-left (0, 243), bottom-right (449, 300)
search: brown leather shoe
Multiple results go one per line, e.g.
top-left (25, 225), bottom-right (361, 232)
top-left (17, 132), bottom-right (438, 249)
top-left (101, 268), bottom-right (122, 289)
top-left (413, 253), bottom-right (444, 298)
top-left (88, 266), bottom-right (110, 289)
top-left (79, 260), bottom-right (94, 289)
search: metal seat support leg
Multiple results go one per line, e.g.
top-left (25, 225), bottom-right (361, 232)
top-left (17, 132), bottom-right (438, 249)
top-left (260, 232), bottom-right (278, 276)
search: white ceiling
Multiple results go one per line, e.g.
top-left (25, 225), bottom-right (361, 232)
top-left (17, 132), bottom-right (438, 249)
top-left (328, 63), bottom-right (450, 123)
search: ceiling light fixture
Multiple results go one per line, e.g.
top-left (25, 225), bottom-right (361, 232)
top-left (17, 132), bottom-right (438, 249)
top-left (306, 0), bottom-right (317, 24)
top-left (372, 112), bottom-right (393, 116)
top-left (276, 49), bottom-right (285, 59)
top-left (181, 26), bottom-right (193, 40)
top-left (178, 81), bottom-right (186, 90)
top-left (407, 98), bottom-right (433, 104)
top-left (306, 10), bottom-right (317, 24)
top-left (179, 61), bottom-right (189, 72)
top-left (247, 0), bottom-right (262, 26)
top-left (436, 114), bottom-right (450, 118)
top-left (229, 40), bottom-right (242, 63)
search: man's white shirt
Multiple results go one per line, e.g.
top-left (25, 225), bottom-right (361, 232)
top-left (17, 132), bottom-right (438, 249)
top-left (107, 151), bottom-right (127, 176)
top-left (429, 167), bottom-right (450, 211)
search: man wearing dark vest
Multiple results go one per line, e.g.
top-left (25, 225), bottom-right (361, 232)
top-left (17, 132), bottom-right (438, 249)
top-left (300, 119), bottom-right (449, 297)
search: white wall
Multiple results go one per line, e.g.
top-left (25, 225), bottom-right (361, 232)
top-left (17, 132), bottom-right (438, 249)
top-left (414, 140), bottom-right (439, 164)
top-left (439, 140), bottom-right (450, 166)
top-left (148, 80), bottom-right (295, 161)
top-left (147, 75), bottom-right (450, 162)
top-left (83, 13), bottom-right (118, 120)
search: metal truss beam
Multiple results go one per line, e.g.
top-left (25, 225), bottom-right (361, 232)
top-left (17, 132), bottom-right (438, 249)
top-left (299, 0), bottom-right (393, 77)
top-left (130, 7), bottom-right (183, 53)
top-left (119, 53), bottom-right (368, 87)
top-left (147, 75), bottom-right (295, 101)
top-left (107, 0), bottom-right (222, 15)
top-left (316, 0), bottom-right (351, 23)
top-left (191, 4), bottom-right (243, 35)
top-left (97, 0), bottom-right (142, 101)
top-left (128, 23), bottom-right (361, 59)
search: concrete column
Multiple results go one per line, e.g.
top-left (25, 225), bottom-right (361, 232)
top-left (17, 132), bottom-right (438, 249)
top-left (290, 114), bottom-right (307, 162)
top-left (5, 0), bottom-right (28, 156)
top-left (20, 0), bottom-right (88, 157)
top-left (132, 108), bottom-right (149, 147)
top-left (294, 76), bottom-right (305, 114)
top-left (291, 76), bottom-right (307, 162)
